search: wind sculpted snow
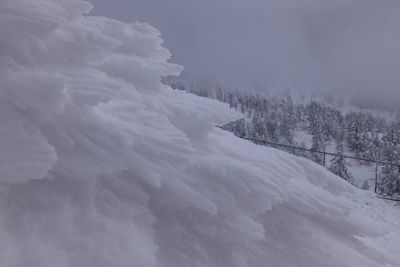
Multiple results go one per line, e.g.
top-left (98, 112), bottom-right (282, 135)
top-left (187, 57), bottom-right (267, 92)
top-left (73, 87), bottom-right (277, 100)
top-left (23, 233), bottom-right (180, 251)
top-left (0, 1), bottom-right (399, 266)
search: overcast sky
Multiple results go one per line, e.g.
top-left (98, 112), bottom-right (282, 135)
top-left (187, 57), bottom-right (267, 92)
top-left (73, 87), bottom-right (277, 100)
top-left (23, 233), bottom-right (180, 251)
top-left (89, 0), bottom-right (400, 106)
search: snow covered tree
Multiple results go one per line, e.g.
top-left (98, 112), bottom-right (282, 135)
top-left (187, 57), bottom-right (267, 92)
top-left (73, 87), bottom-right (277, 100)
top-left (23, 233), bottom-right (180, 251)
top-left (222, 118), bottom-right (248, 138)
top-left (311, 133), bottom-right (325, 165)
top-left (306, 101), bottom-right (323, 136)
top-left (378, 123), bottom-right (400, 195)
top-left (278, 97), bottom-right (296, 144)
top-left (250, 114), bottom-right (266, 140)
top-left (379, 166), bottom-right (400, 195)
top-left (329, 142), bottom-right (353, 183)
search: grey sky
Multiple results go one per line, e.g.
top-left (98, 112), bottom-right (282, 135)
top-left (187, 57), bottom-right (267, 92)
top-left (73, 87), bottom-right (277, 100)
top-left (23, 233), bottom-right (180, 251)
top-left (89, 0), bottom-right (400, 106)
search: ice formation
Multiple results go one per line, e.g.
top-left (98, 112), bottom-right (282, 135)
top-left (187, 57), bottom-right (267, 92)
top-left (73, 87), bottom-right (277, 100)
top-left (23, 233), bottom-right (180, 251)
top-left (0, 1), bottom-right (399, 266)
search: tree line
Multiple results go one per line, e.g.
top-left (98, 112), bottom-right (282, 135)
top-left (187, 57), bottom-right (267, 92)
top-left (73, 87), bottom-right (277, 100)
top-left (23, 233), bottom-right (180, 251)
top-left (164, 77), bottom-right (400, 196)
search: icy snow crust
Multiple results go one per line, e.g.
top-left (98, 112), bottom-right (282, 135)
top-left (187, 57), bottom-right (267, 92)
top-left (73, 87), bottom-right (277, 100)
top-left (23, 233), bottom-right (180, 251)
top-left (0, 1), bottom-right (399, 266)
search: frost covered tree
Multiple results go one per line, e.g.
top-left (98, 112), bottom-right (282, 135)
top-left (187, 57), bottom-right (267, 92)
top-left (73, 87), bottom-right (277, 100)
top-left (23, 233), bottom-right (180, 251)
top-left (311, 133), bottom-right (325, 165)
top-left (329, 142), bottom-right (353, 183)
top-left (278, 97), bottom-right (296, 144)
top-left (222, 118), bottom-right (248, 138)
top-left (379, 123), bottom-right (400, 195)
top-left (346, 112), bottom-right (370, 158)
top-left (306, 101), bottom-right (323, 136)
top-left (379, 166), bottom-right (400, 195)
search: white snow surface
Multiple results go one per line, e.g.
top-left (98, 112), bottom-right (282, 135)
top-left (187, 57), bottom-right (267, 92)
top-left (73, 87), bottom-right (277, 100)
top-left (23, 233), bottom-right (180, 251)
top-left (0, 1), bottom-right (400, 267)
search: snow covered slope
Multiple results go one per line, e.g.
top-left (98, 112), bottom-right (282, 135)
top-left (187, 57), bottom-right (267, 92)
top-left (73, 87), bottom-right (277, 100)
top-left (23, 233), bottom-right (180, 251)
top-left (0, 1), bottom-right (399, 266)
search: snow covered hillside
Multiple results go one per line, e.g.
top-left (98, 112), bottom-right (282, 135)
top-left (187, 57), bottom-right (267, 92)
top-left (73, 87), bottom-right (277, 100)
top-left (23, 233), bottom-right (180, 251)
top-left (0, 1), bottom-right (399, 266)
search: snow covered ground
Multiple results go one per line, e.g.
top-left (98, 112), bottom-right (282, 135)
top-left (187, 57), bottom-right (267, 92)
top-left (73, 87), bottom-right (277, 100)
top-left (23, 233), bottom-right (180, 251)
top-left (294, 130), bottom-right (379, 189)
top-left (0, 1), bottom-right (399, 266)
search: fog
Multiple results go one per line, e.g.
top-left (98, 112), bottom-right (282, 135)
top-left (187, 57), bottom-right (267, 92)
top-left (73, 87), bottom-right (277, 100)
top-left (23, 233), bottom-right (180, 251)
top-left (89, 0), bottom-right (400, 107)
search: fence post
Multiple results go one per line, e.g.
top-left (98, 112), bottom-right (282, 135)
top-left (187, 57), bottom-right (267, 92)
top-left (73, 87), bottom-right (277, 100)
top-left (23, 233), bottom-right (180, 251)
top-left (374, 162), bottom-right (378, 193)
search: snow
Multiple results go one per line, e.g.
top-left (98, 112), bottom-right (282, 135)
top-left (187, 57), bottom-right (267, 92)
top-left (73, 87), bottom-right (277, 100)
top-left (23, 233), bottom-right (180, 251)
top-left (293, 130), bottom-right (380, 189)
top-left (0, 0), bottom-right (400, 266)
top-left (294, 130), bottom-right (313, 147)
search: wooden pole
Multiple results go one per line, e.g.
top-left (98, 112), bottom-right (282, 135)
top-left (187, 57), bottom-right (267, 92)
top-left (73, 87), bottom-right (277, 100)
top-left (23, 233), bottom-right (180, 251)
top-left (374, 162), bottom-right (378, 193)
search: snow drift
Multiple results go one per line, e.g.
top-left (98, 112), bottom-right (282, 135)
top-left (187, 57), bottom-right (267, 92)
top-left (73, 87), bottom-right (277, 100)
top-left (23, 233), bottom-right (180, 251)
top-left (0, 1), bottom-right (399, 266)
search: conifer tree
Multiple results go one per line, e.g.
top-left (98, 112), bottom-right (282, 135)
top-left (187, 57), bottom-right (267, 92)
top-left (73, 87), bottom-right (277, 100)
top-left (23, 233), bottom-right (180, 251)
top-left (329, 142), bottom-right (353, 183)
top-left (379, 123), bottom-right (400, 195)
top-left (311, 133), bottom-right (324, 165)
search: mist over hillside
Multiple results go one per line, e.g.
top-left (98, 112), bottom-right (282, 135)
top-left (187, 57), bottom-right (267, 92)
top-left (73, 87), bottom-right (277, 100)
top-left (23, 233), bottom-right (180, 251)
top-left (90, 0), bottom-right (400, 108)
top-left (164, 75), bottom-right (400, 114)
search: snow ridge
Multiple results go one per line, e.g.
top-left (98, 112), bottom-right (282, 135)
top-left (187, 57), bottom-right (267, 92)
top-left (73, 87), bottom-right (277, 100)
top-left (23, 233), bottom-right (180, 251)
top-left (0, 1), bottom-right (399, 267)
